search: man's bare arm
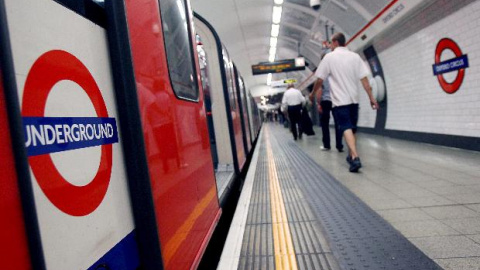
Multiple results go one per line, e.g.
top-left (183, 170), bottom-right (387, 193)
top-left (360, 77), bottom-right (379, 110)
top-left (309, 78), bottom-right (324, 102)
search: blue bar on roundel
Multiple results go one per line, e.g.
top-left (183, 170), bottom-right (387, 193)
top-left (432, 54), bottom-right (469, 75)
top-left (87, 230), bottom-right (140, 270)
top-left (22, 117), bottom-right (119, 156)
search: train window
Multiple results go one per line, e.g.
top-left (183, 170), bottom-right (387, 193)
top-left (159, 0), bottom-right (199, 101)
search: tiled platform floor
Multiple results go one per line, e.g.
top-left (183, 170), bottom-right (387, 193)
top-left (293, 124), bottom-right (480, 270)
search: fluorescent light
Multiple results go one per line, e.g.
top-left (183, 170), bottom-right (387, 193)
top-left (269, 46), bottom-right (276, 56)
top-left (270, 37), bottom-right (277, 47)
top-left (271, 24), bottom-right (280, 37)
top-left (274, 0), bottom-right (283, 4)
top-left (295, 57), bottom-right (305, 67)
top-left (272, 6), bottom-right (282, 24)
top-left (267, 73), bottom-right (272, 85)
top-left (269, 54), bottom-right (275, 62)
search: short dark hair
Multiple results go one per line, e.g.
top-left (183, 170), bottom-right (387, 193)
top-left (332, 33), bottom-right (346, 46)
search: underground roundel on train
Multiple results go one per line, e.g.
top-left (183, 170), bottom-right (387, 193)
top-left (22, 50), bottom-right (118, 217)
top-left (5, 0), bottom-right (140, 268)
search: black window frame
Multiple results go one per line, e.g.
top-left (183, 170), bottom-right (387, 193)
top-left (157, 0), bottom-right (200, 103)
top-left (52, 0), bottom-right (106, 27)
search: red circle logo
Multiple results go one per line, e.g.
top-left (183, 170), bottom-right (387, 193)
top-left (22, 50), bottom-right (112, 216)
top-left (434, 38), bottom-right (467, 94)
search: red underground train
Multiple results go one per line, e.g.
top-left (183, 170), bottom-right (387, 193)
top-left (0, 0), bottom-right (260, 269)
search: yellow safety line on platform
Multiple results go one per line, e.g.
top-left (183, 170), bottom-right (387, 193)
top-left (266, 129), bottom-right (298, 270)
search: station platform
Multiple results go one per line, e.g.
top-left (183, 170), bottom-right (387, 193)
top-left (218, 123), bottom-right (480, 270)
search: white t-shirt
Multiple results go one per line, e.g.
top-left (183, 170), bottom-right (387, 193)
top-left (315, 47), bottom-right (369, 107)
top-left (281, 88), bottom-right (305, 106)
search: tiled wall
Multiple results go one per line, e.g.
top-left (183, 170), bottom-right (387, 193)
top-left (359, 0), bottom-right (480, 138)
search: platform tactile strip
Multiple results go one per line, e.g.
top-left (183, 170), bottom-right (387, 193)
top-left (268, 125), bottom-right (442, 270)
top-left (238, 128), bottom-right (338, 270)
top-left (239, 138), bottom-right (275, 270)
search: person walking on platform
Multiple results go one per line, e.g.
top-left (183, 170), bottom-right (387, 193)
top-left (310, 32), bottom-right (378, 172)
top-left (317, 75), bottom-right (343, 152)
top-left (282, 83), bottom-right (305, 140)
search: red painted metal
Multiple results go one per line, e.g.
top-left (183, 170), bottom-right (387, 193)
top-left (0, 71), bottom-right (31, 269)
top-left (124, 0), bottom-right (220, 269)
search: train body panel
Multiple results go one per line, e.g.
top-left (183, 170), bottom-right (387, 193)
top-left (125, 0), bottom-right (220, 269)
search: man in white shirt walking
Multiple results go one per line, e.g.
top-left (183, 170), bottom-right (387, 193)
top-left (310, 33), bottom-right (378, 172)
top-left (282, 83), bottom-right (306, 140)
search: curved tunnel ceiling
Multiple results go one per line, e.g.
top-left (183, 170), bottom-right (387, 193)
top-left (191, 0), bottom-right (392, 95)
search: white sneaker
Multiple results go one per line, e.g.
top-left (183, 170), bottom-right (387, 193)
top-left (320, 146), bottom-right (331, 151)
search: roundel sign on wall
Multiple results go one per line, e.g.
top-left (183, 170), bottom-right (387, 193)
top-left (21, 50), bottom-right (119, 216)
top-left (432, 38), bottom-right (469, 94)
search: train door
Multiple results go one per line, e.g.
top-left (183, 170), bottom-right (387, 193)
top-left (222, 48), bottom-right (246, 171)
top-left (238, 75), bottom-right (252, 152)
top-left (193, 15), bottom-right (239, 201)
top-left (197, 35), bottom-right (219, 170)
top-left (232, 66), bottom-right (249, 155)
top-left (248, 92), bottom-right (261, 138)
top-left (2, 0), bottom-right (140, 269)
top-left (240, 77), bottom-right (253, 149)
top-left (125, 0), bottom-right (221, 269)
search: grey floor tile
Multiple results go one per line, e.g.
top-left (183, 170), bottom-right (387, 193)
top-left (429, 185), bottom-right (479, 196)
top-left (390, 187), bottom-right (437, 198)
top-left (351, 190), bottom-right (395, 202)
top-left (407, 174), bottom-right (443, 183)
top-left (407, 195), bottom-right (456, 207)
top-left (391, 220), bottom-right (459, 238)
top-left (410, 236), bottom-right (480, 259)
top-left (467, 204), bottom-right (480, 213)
top-left (446, 193), bottom-right (480, 204)
top-left (364, 198), bottom-right (413, 210)
top-left (446, 176), bottom-right (480, 186)
top-left (422, 205), bottom-right (480, 219)
top-left (468, 235), bottom-right (480, 245)
top-left (436, 257), bottom-right (480, 270)
top-left (383, 182), bottom-right (421, 192)
top-left (369, 177), bottom-right (409, 188)
top-left (378, 208), bottom-right (433, 223)
top-left (442, 218), bottom-right (480, 235)
top-left (416, 179), bottom-right (457, 188)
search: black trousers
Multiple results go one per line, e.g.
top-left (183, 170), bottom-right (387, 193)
top-left (287, 104), bottom-right (302, 140)
top-left (320, 100), bottom-right (343, 150)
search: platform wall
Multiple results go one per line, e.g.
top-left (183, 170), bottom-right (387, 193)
top-left (356, 0), bottom-right (480, 149)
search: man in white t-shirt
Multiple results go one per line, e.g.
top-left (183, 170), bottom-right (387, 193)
top-left (282, 83), bottom-right (306, 140)
top-left (310, 33), bottom-right (378, 172)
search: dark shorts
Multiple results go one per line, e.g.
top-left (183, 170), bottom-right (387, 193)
top-left (332, 104), bottom-right (359, 134)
